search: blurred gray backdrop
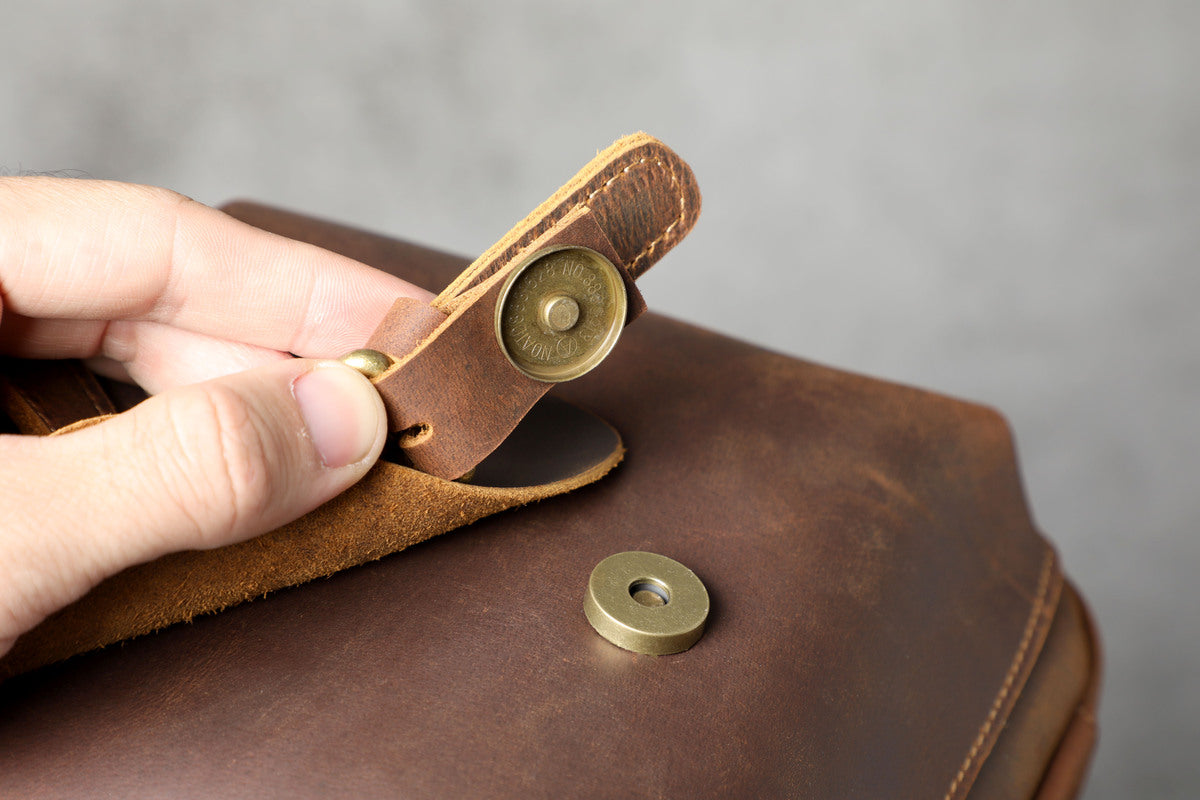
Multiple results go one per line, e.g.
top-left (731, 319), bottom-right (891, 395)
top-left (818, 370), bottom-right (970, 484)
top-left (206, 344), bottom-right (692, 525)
top-left (3, 2), bottom-right (1196, 797)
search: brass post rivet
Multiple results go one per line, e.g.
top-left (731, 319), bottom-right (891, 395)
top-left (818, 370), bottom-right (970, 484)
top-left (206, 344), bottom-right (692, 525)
top-left (584, 551), bottom-right (710, 656)
top-left (339, 348), bottom-right (393, 380)
top-left (540, 294), bottom-right (581, 332)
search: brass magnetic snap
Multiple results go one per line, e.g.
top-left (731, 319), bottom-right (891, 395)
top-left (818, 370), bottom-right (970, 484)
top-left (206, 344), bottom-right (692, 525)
top-left (339, 348), bottom-right (393, 380)
top-left (584, 551), bottom-right (710, 656)
top-left (495, 246), bottom-right (627, 383)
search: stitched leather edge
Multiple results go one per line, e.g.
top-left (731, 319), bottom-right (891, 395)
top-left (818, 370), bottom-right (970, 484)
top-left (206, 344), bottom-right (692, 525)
top-left (944, 548), bottom-right (1064, 800)
top-left (569, 152), bottom-right (687, 274)
top-left (434, 132), bottom-right (699, 309)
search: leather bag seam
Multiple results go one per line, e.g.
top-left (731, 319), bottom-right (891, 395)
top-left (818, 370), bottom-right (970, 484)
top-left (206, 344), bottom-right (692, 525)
top-left (943, 548), bottom-right (1057, 800)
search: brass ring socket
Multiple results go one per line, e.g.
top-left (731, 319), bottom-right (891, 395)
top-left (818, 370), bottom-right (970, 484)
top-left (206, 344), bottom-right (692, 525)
top-left (584, 551), bottom-right (710, 656)
top-left (495, 246), bottom-right (627, 383)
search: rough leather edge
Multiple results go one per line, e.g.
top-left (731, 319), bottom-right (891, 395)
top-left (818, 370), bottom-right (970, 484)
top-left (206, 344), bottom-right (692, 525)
top-left (1033, 586), bottom-right (1103, 800)
top-left (0, 423), bottom-right (625, 681)
top-left (435, 132), bottom-right (699, 308)
top-left (946, 548), bottom-right (1064, 800)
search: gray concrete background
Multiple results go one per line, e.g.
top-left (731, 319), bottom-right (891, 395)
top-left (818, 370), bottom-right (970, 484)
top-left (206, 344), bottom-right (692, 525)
top-left (2, 2), bottom-right (1196, 796)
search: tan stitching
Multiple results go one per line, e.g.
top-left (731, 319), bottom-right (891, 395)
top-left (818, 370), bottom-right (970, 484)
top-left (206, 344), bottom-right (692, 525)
top-left (626, 159), bottom-right (686, 272)
top-left (580, 157), bottom-right (646, 205)
top-left (569, 155), bottom-right (688, 272)
top-left (439, 147), bottom-right (688, 304)
top-left (489, 156), bottom-right (648, 287)
top-left (943, 550), bottom-right (1056, 800)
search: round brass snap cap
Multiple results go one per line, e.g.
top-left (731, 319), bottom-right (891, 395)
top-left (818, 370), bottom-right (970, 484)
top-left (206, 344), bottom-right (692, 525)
top-left (584, 551), bottom-right (710, 656)
top-left (496, 246), bottom-right (627, 383)
top-left (339, 348), bottom-right (392, 380)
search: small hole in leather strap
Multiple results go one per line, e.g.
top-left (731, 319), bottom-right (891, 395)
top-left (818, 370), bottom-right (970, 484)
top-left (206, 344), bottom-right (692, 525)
top-left (398, 423), bottom-right (432, 447)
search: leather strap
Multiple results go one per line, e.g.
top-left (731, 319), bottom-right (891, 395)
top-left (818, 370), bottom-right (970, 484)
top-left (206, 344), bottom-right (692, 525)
top-left (364, 133), bottom-right (699, 479)
top-left (368, 208), bottom-right (639, 479)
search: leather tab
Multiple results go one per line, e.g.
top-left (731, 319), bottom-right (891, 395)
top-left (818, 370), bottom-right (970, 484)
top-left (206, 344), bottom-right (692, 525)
top-left (363, 133), bottom-right (697, 479)
top-left (367, 208), bottom-right (638, 479)
top-left (365, 297), bottom-right (448, 362)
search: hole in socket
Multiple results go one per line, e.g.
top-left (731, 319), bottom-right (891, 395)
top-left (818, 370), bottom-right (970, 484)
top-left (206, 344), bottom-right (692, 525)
top-left (629, 579), bottom-right (670, 607)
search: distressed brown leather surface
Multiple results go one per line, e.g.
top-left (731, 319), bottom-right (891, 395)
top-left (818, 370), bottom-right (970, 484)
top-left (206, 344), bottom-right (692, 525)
top-left (0, 206), bottom-right (1098, 799)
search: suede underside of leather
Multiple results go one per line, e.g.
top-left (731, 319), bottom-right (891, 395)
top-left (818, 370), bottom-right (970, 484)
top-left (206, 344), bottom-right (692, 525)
top-left (0, 387), bottom-right (624, 680)
top-left (0, 205), bottom-right (1099, 799)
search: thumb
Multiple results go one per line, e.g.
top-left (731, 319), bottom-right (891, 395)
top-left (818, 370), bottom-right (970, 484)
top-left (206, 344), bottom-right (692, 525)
top-left (0, 359), bottom-right (387, 651)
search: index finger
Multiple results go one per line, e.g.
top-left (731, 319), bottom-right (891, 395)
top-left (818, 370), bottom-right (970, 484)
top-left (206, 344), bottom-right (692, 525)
top-left (0, 177), bottom-right (432, 356)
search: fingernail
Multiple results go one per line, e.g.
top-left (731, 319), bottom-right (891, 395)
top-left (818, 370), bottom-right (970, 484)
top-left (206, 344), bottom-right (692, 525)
top-left (293, 363), bottom-right (384, 468)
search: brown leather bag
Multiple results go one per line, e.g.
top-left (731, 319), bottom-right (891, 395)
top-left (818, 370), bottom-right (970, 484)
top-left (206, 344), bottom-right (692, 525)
top-left (0, 136), bottom-right (1099, 799)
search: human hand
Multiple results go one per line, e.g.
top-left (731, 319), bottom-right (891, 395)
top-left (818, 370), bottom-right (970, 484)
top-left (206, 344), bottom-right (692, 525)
top-left (0, 178), bottom-right (432, 656)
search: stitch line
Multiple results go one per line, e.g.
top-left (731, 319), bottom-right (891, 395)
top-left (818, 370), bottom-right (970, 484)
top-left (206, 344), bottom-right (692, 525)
top-left (626, 158), bottom-right (686, 271)
top-left (440, 147), bottom-right (688, 303)
top-left (579, 157), bottom-right (645, 206)
top-left (566, 155), bottom-right (688, 272)
top-left (494, 155), bottom-right (646, 282)
top-left (943, 550), bottom-right (1057, 800)
top-left (493, 151), bottom-right (687, 279)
